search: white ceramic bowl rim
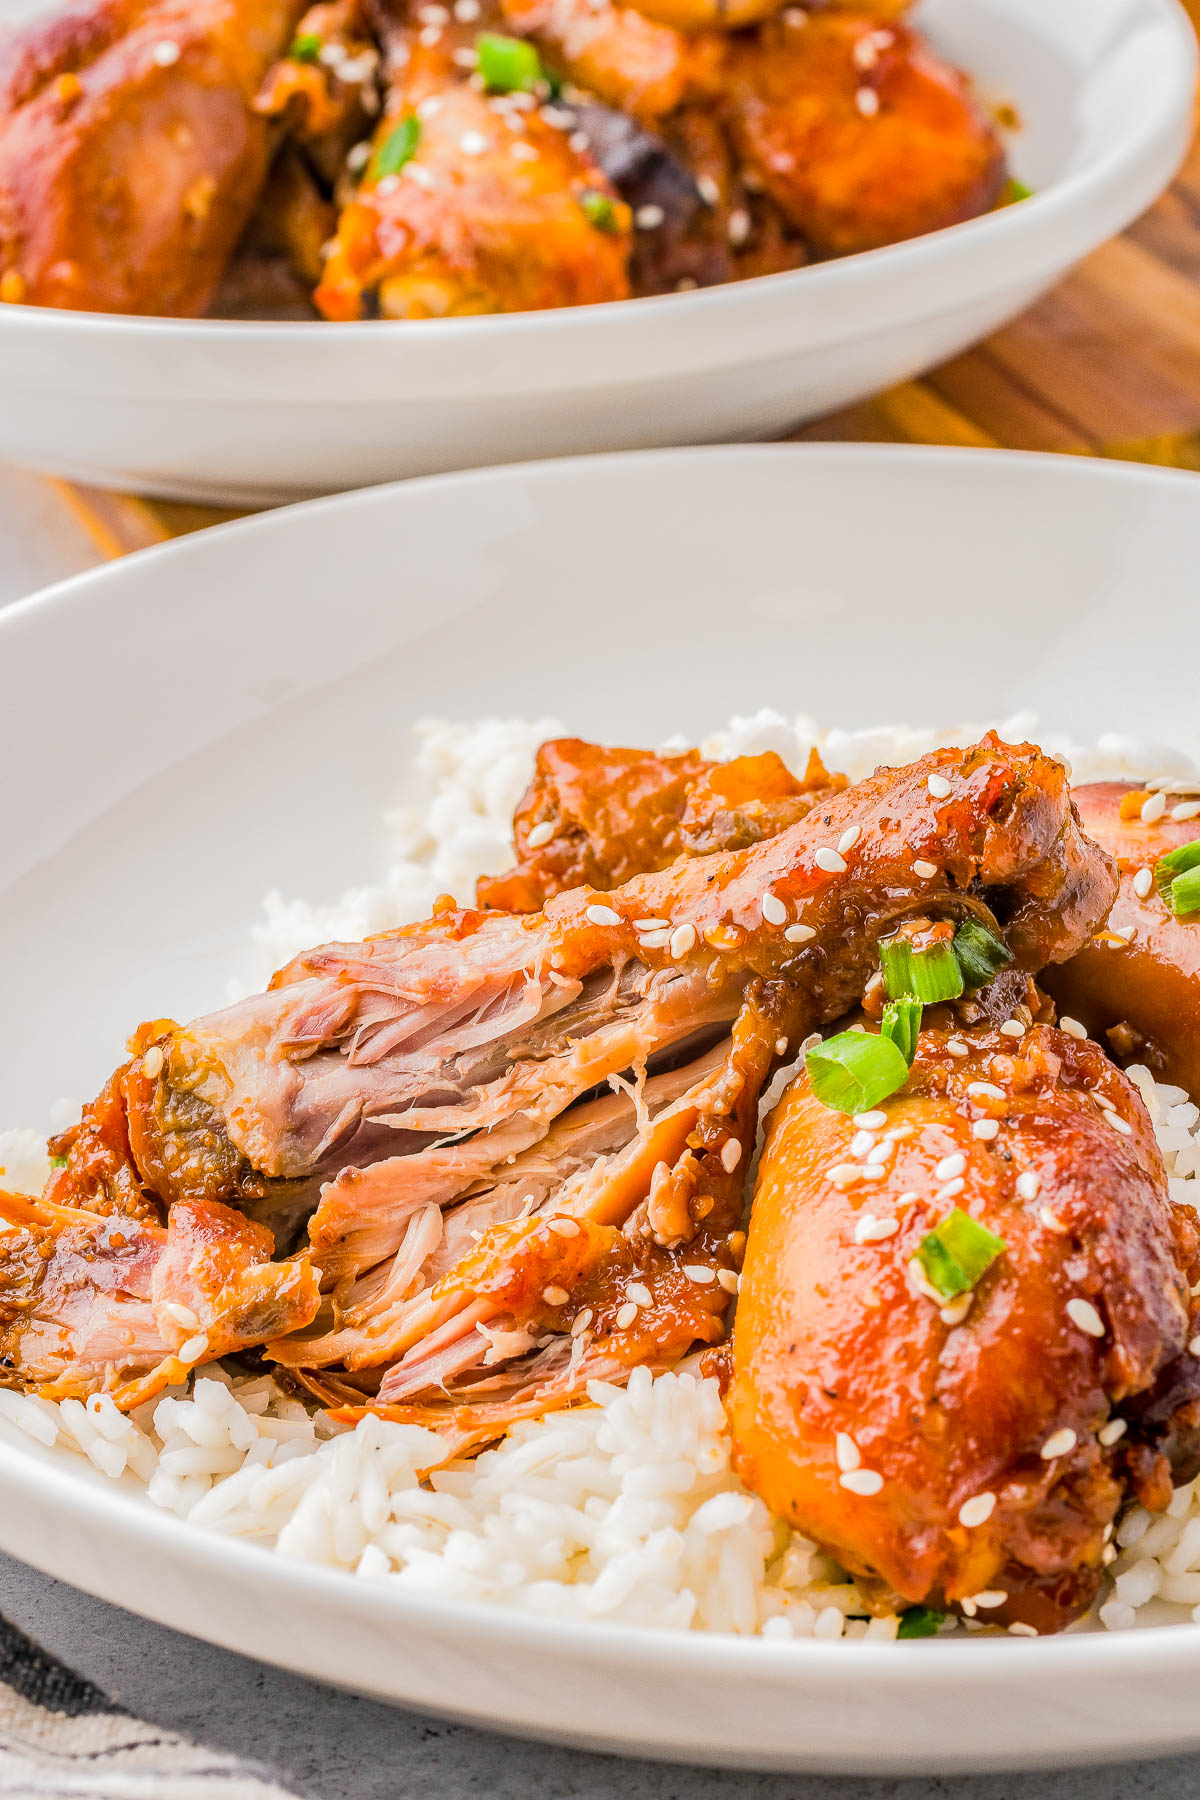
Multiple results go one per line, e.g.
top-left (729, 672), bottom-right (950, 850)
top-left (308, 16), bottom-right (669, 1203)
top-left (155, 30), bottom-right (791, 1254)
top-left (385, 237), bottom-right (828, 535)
top-left (6, 441), bottom-right (1200, 1697)
top-left (0, 0), bottom-right (1191, 357)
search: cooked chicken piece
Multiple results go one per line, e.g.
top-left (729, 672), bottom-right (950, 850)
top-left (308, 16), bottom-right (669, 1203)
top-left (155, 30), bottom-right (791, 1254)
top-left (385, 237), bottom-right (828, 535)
top-left (28, 738), bottom-right (1111, 1426)
top-left (254, 0), bottom-right (380, 174)
top-left (610, 0), bottom-right (912, 35)
top-left (727, 1019), bottom-right (1200, 1635)
top-left (1043, 783), bottom-right (1200, 1102)
top-left (499, 0), bottom-right (723, 122)
top-left (314, 2), bottom-right (630, 318)
top-left (727, 11), bottom-right (1006, 258)
top-left (0, 1189), bottom-right (319, 1405)
top-left (0, 0), bottom-right (303, 315)
top-left (479, 738), bottom-right (844, 910)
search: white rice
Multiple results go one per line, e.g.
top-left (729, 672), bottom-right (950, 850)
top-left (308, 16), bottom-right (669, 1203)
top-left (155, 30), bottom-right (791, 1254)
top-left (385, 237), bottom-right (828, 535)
top-left (3, 709), bottom-right (1199, 1641)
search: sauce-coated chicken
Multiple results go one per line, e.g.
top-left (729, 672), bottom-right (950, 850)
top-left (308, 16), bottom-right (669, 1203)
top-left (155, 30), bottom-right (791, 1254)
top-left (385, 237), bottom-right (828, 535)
top-left (0, 0), bottom-right (302, 314)
top-left (728, 1020), bottom-right (1200, 1634)
top-left (1044, 782), bottom-right (1200, 1102)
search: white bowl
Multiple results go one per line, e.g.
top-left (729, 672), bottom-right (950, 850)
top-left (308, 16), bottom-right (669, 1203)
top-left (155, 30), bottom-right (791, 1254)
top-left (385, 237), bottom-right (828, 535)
top-left (0, 0), bottom-right (1192, 504)
top-left (4, 444), bottom-right (1200, 1772)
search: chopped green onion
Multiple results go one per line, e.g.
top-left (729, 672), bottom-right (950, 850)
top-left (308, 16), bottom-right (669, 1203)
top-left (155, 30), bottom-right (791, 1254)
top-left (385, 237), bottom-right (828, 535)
top-left (897, 1605), bottom-right (945, 1639)
top-left (1168, 864), bottom-right (1200, 917)
top-left (806, 1029), bottom-right (911, 1116)
top-left (1156, 839), bottom-right (1200, 898)
top-left (580, 189), bottom-right (620, 233)
top-left (289, 31), bottom-right (323, 62)
top-left (476, 31), bottom-right (543, 92)
top-left (1002, 177), bottom-right (1033, 205)
top-left (48, 1154), bottom-right (68, 1170)
top-left (880, 934), bottom-right (964, 1005)
top-left (881, 997), bottom-right (922, 1067)
top-left (375, 116), bottom-right (421, 178)
top-left (917, 1208), bottom-right (1006, 1302)
top-left (952, 919), bottom-right (1013, 989)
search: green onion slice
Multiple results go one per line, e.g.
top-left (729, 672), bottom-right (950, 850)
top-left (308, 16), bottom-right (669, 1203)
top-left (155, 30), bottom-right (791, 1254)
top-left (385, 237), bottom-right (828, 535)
top-left (806, 1029), bottom-right (911, 1116)
top-left (580, 189), bottom-right (620, 233)
top-left (289, 31), bottom-right (323, 61)
top-left (917, 1208), bottom-right (1006, 1302)
top-left (897, 1605), bottom-right (945, 1639)
top-left (1168, 864), bottom-right (1200, 918)
top-left (1156, 839), bottom-right (1200, 899)
top-left (880, 934), bottom-right (964, 1005)
top-left (881, 997), bottom-right (921, 1067)
top-left (476, 31), bottom-right (543, 92)
top-left (1002, 177), bottom-right (1033, 204)
top-left (48, 1154), bottom-right (68, 1170)
top-left (375, 115), bottom-right (421, 178)
top-left (952, 919), bottom-right (1013, 989)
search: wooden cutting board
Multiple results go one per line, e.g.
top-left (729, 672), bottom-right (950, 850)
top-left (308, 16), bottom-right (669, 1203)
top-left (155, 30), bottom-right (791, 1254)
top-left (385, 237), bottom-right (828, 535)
top-left (53, 61), bottom-right (1200, 560)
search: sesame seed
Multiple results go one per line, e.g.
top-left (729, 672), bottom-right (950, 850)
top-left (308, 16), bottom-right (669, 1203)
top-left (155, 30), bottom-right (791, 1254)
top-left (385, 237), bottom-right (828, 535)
top-left (162, 1301), bottom-right (199, 1329)
top-left (670, 922), bottom-right (697, 958)
top-left (142, 1045), bottom-right (164, 1079)
top-left (418, 24), bottom-right (443, 43)
top-left (940, 1295), bottom-right (971, 1325)
top-left (927, 773), bottom-right (952, 799)
top-left (1141, 791), bottom-right (1167, 823)
top-left (912, 860), bottom-right (938, 880)
top-left (972, 1590), bottom-right (1008, 1609)
top-left (850, 1130), bottom-right (876, 1158)
top-left (635, 203), bottom-right (665, 229)
top-left (946, 1038), bottom-right (969, 1058)
top-left (615, 1301), bottom-right (639, 1329)
top-left (1058, 1017), bottom-right (1087, 1040)
top-left (635, 917), bottom-right (669, 931)
top-left (972, 1118), bottom-right (1000, 1141)
top-left (1066, 1297), bottom-right (1105, 1338)
top-left (569, 130), bottom-right (590, 152)
top-left (1190, 1335), bottom-right (1200, 1357)
top-left (547, 1217), bottom-right (580, 1237)
top-left (908, 1257), bottom-right (943, 1304)
top-left (684, 1264), bottom-right (716, 1285)
top-left (866, 1141), bottom-right (891, 1165)
top-left (837, 824), bottom-right (861, 855)
top-left (856, 1215), bottom-right (899, 1244)
top-left (1041, 1427), bottom-right (1077, 1459)
top-left (1008, 1622), bottom-right (1038, 1637)
top-left (1113, 924), bottom-right (1137, 944)
top-left (761, 891), bottom-right (788, 926)
top-left (720, 1139), bottom-right (742, 1173)
top-left (570, 1307), bottom-right (594, 1336)
top-left (1173, 800), bottom-right (1200, 822)
top-left (1102, 1108), bottom-right (1133, 1136)
top-left (511, 142), bottom-right (539, 161)
top-left (855, 85), bottom-right (879, 116)
top-left (455, 0), bottom-right (480, 15)
top-left (828, 1164), bottom-right (862, 1190)
top-left (727, 207), bottom-right (751, 245)
top-left (815, 847), bottom-right (847, 874)
top-left (958, 1492), bottom-right (996, 1528)
top-left (152, 39), bottom-right (181, 66)
top-left (1132, 867), bottom-right (1155, 899)
top-left (936, 1153), bottom-right (966, 1181)
top-left (586, 902), bottom-right (621, 927)
top-left (419, 2), bottom-right (449, 19)
top-left (178, 1333), bottom-right (210, 1364)
top-left (785, 923), bottom-right (816, 944)
top-left (526, 820), bottom-right (554, 848)
top-left (835, 1432), bottom-right (860, 1470)
top-left (1099, 1418), bottom-right (1127, 1446)
top-left (1038, 1206), bottom-right (1066, 1232)
top-left (696, 173), bottom-right (720, 205)
top-left (377, 173), bottom-right (401, 195)
top-left (638, 929), bottom-right (671, 949)
top-left (967, 1081), bottom-right (1005, 1100)
top-left (406, 164), bottom-right (436, 188)
top-left (460, 130), bottom-right (489, 155)
top-left (775, 1036), bottom-right (789, 1055)
top-left (1016, 1171), bottom-right (1040, 1201)
top-left (853, 34), bottom-right (880, 69)
top-left (716, 1268), bottom-right (739, 1294)
top-left (999, 1020), bottom-right (1025, 1039)
top-left (347, 140), bottom-right (372, 171)
top-left (854, 1110), bottom-right (888, 1130)
top-left (839, 1467), bottom-right (883, 1496)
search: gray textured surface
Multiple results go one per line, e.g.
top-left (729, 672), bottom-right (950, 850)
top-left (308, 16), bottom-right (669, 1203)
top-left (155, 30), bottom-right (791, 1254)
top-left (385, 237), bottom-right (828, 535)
top-left (0, 1551), bottom-right (1195, 1800)
top-left (0, 485), bottom-right (1197, 1800)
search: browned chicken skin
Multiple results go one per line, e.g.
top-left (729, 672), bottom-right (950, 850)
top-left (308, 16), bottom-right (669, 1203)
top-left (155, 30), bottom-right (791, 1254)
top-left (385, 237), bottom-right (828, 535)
top-left (1044, 782), bottom-right (1200, 1102)
top-left (728, 1022), bottom-right (1200, 1634)
top-left (0, 0), bottom-right (303, 314)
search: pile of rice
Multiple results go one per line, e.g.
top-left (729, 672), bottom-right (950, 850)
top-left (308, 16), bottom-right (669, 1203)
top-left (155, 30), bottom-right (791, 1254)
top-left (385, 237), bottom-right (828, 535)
top-left (1, 708), bottom-right (1199, 1642)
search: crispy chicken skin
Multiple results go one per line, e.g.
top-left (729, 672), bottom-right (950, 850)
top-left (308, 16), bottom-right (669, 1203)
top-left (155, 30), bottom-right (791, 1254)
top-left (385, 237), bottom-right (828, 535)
top-left (478, 738), bottom-right (845, 910)
top-left (729, 11), bottom-right (1007, 258)
top-left (0, 0), bottom-right (302, 314)
top-left (9, 737), bottom-right (1112, 1447)
top-left (314, 3), bottom-right (630, 318)
top-left (1043, 783), bottom-right (1200, 1101)
top-left (727, 1022), bottom-right (1200, 1634)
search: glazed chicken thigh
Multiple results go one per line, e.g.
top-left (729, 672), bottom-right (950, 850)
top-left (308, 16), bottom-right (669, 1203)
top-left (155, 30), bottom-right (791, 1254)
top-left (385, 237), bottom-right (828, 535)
top-left (727, 1018), bottom-right (1200, 1634)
